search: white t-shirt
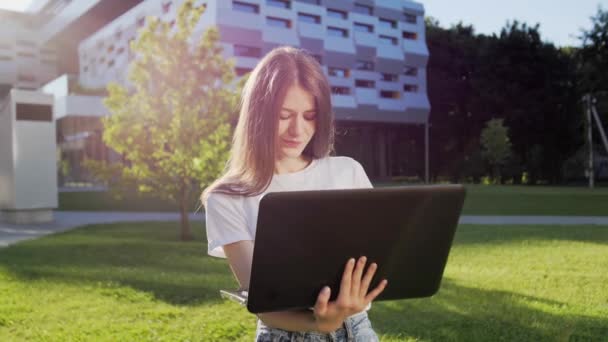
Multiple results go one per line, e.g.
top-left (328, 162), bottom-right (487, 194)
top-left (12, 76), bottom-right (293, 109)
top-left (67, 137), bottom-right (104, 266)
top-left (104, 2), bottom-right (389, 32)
top-left (205, 156), bottom-right (373, 258)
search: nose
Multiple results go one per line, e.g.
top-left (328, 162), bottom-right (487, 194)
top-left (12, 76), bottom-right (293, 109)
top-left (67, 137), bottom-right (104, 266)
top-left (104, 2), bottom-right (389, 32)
top-left (287, 114), bottom-right (304, 137)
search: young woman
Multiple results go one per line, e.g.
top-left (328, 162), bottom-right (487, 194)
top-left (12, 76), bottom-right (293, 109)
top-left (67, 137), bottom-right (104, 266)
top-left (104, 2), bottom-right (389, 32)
top-left (203, 46), bottom-right (387, 341)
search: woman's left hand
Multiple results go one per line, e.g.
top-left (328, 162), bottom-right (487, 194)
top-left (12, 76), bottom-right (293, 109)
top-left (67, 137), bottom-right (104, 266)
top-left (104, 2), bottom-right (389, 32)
top-left (313, 256), bottom-right (388, 333)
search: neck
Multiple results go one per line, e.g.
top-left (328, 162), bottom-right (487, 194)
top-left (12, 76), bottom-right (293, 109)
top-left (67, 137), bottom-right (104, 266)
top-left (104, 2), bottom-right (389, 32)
top-left (275, 155), bottom-right (311, 174)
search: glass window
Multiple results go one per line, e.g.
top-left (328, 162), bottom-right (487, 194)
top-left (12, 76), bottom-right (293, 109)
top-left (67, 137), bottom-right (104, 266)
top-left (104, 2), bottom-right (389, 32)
top-left (235, 67), bottom-right (252, 76)
top-left (403, 31), bottom-right (417, 40)
top-left (331, 86), bottom-right (351, 95)
top-left (327, 26), bottom-right (348, 38)
top-left (353, 3), bottom-right (373, 15)
top-left (381, 73), bottom-right (398, 82)
top-left (328, 67), bottom-right (349, 78)
top-left (354, 22), bottom-right (373, 33)
top-left (380, 90), bottom-right (400, 99)
top-left (327, 8), bottom-right (347, 19)
top-left (267, 0), bottom-right (290, 9)
top-left (355, 79), bottom-right (375, 88)
top-left (298, 0), bottom-right (319, 4)
top-left (355, 60), bottom-right (374, 71)
top-left (403, 84), bottom-right (418, 92)
top-left (403, 66), bottom-right (418, 76)
top-left (404, 12), bottom-right (417, 24)
top-left (379, 18), bottom-right (397, 29)
top-left (233, 1), bottom-right (259, 13)
top-left (267, 16), bottom-right (291, 28)
top-left (298, 12), bottom-right (320, 24)
top-left (234, 44), bottom-right (261, 57)
top-left (379, 35), bottom-right (397, 45)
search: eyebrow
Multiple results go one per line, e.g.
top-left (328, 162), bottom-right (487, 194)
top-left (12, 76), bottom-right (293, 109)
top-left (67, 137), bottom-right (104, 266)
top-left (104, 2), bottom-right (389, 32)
top-left (281, 107), bottom-right (316, 113)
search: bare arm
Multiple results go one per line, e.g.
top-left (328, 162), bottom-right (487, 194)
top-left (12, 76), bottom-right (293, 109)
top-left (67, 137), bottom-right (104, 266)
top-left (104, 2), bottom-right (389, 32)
top-left (223, 241), bottom-right (387, 333)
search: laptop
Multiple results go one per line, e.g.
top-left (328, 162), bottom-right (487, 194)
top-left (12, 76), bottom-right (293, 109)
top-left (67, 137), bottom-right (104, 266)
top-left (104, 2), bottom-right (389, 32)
top-left (220, 184), bottom-right (466, 313)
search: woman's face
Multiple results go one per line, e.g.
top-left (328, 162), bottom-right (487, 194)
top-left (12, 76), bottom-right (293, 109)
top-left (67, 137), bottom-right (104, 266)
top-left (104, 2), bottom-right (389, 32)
top-left (276, 84), bottom-right (317, 160)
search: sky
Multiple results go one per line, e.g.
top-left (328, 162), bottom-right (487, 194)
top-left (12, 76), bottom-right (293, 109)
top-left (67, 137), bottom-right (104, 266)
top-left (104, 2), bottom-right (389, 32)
top-left (0, 0), bottom-right (604, 47)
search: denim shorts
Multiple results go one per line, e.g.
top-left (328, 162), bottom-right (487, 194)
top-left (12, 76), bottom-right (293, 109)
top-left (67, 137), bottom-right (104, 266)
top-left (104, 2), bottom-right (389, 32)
top-left (255, 311), bottom-right (379, 342)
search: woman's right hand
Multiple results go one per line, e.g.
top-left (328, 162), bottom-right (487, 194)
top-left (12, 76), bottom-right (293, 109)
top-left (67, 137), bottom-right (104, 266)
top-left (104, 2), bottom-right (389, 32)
top-left (313, 256), bottom-right (388, 333)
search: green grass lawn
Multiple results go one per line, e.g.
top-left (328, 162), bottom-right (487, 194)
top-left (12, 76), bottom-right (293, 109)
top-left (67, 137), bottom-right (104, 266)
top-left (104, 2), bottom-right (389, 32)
top-left (1, 222), bottom-right (606, 341)
top-left (58, 185), bottom-right (608, 216)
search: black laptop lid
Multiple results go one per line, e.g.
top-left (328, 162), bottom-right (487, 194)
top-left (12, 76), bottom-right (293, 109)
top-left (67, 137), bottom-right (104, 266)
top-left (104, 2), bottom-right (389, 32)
top-left (247, 185), bottom-right (466, 313)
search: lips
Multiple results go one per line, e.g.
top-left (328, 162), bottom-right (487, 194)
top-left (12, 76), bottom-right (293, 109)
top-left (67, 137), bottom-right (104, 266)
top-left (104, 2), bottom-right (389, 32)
top-left (282, 138), bottom-right (301, 148)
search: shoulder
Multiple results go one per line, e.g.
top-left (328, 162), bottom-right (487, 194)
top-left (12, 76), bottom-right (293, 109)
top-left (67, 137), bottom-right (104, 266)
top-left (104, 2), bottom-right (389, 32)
top-left (318, 156), bottom-right (363, 171)
top-left (205, 191), bottom-right (244, 214)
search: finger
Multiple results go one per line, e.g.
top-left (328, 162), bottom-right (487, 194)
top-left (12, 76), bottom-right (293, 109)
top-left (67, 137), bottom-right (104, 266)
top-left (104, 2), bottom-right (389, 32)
top-left (351, 256), bottom-right (367, 297)
top-left (339, 258), bottom-right (355, 299)
top-left (314, 286), bottom-right (331, 317)
top-left (360, 262), bottom-right (377, 297)
top-left (364, 279), bottom-right (388, 303)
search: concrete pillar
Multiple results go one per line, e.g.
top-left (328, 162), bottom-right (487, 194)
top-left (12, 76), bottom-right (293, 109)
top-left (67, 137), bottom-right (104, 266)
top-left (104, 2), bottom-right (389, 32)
top-left (0, 89), bottom-right (57, 224)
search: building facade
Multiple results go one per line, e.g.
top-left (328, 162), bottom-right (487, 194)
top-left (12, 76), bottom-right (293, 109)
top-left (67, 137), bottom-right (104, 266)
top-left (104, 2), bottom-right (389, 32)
top-left (28, 0), bottom-right (430, 183)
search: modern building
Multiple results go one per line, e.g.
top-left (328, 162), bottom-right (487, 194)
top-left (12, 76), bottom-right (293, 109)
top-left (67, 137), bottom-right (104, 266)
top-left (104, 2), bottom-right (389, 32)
top-left (23, 0), bottom-right (431, 183)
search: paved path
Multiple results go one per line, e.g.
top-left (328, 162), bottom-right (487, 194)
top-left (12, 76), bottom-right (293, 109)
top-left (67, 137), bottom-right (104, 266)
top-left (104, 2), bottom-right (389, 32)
top-left (1, 212), bottom-right (607, 248)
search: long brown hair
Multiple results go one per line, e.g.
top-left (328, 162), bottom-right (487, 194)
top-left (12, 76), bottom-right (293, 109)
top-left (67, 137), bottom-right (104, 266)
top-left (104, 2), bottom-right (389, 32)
top-left (202, 46), bottom-right (334, 203)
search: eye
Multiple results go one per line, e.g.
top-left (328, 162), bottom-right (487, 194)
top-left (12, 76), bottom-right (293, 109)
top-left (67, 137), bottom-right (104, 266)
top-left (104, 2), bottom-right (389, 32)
top-left (279, 112), bottom-right (291, 120)
top-left (304, 112), bottom-right (317, 121)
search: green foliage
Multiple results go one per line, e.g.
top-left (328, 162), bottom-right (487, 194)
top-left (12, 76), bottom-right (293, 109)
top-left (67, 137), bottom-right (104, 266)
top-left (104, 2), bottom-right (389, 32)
top-left (95, 0), bottom-right (239, 239)
top-left (1, 223), bottom-right (607, 340)
top-left (480, 119), bottom-right (512, 182)
top-left (578, 6), bottom-right (608, 93)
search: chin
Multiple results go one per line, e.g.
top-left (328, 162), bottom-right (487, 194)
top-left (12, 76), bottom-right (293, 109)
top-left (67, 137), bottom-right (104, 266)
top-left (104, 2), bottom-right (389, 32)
top-left (281, 148), bottom-right (305, 159)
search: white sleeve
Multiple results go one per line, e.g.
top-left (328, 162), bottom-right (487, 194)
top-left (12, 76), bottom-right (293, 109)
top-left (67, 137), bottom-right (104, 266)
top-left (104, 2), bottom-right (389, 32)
top-left (205, 193), bottom-right (253, 258)
top-left (352, 160), bottom-right (373, 189)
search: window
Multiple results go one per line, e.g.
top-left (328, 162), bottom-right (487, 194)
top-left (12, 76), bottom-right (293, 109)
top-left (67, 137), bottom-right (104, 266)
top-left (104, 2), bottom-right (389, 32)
top-left (16, 40), bottom-right (36, 48)
top-left (107, 45), bottom-right (114, 53)
top-left (381, 73), bottom-right (398, 82)
top-left (402, 31), bottom-right (417, 40)
top-left (0, 43), bottom-right (11, 50)
top-left (115, 30), bottom-right (122, 39)
top-left (83, 66), bottom-right (89, 72)
top-left (108, 59), bottom-right (115, 67)
top-left (267, 16), bottom-right (291, 28)
top-left (327, 8), bottom-right (347, 19)
top-left (403, 66), bottom-right (418, 76)
top-left (233, 1), bottom-right (259, 13)
top-left (355, 79), bottom-right (375, 88)
top-left (99, 57), bottom-right (106, 64)
top-left (298, 12), bottom-right (320, 24)
top-left (379, 35), bottom-right (397, 45)
top-left (380, 90), bottom-right (400, 99)
top-left (355, 60), bottom-right (374, 71)
top-left (379, 18), bottom-right (397, 29)
top-left (331, 86), bottom-right (351, 95)
top-left (17, 52), bottom-right (36, 58)
top-left (327, 26), bottom-right (348, 38)
top-left (17, 73), bottom-right (36, 83)
top-left (328, 67), bottom-right (349, 78)
top-left (354, 22), bottom-right (373, 33)
top-left (312, 54), bottom-right (322, 64)
top-left (404, 12), bottom-right (417, 24)
top-left (136, 16), bottom-right (145, 28)
top-left (353, 3), bottom-right (372, 15)
top-left (117, 47), bottom-right (125, 54)
top-left (403, 84), bottom-right (418, 92)
top-left (162, 1), bottom-right (171, 14)
top-left (267, 0), bottom-right (290, 9)
top-left (0, 55), bottom-right (12, 61)
top-left (234, 44), bottom-right (261, 57)
top-left (298, 0), bottom-right (319, 4)
top-left (235, 67), bottom-right (252, 76)
top-left (41, 59), bottom-right (56, 66)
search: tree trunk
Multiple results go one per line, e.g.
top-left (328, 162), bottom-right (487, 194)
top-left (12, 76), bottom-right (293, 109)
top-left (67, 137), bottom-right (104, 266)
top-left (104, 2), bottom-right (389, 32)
top-left (179, 186), bottom-right (194, 241)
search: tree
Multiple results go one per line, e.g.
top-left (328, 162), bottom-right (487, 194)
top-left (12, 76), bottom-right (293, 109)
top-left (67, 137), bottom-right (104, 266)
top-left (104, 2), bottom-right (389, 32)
top-left (578, 6), bottom-right (608, 94)
top-left (480, 118), bottom-right (512, 182)
top-left (97, 0), bottom-right (238, 240)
